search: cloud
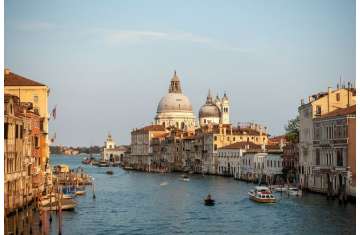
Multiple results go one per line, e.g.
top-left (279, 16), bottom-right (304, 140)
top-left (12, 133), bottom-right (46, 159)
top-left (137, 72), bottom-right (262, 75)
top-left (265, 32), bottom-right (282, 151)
top-left (99, 29), bottom-right (244, 52)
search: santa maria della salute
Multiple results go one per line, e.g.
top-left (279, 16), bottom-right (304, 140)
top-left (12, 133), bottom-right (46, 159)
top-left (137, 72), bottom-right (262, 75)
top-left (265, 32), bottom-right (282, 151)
top-left (125, 71), bottom-right (274, 175)
top-left (154, 71), bottom-right (230, 130)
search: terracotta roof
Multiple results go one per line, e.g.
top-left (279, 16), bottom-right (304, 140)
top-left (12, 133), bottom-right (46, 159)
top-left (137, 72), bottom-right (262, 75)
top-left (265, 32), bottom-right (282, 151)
top-left (266, 144), bottom-right (281, 150)
top-left (132, 125), bottom-right (166, 134)
top-left (316, 105), bottom-right (356, 119)
top-left (5, 70), bottom-right (46, 86)
top-left (232, 127), bottom-right (261, 136)
top-left (219, 141), bottom-right (262, 150)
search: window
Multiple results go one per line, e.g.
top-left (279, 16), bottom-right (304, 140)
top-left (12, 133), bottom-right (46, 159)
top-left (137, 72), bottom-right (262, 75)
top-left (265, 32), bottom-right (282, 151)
top-left (227, 137), bottom-right (230, 141)
top-left (315, 149), bottom-right (320, 165)
top-left (15, 125), bottom-right (19, 139)
top-left (34, 95), bottom-right (39, 103)
top-left (233, 137), bottom-right (235, 141)
top-left (34, 136), bottom-right (39, 148)
top-left (4, 123), bottom-right (8, 139)
top-left (214, 136), bottom-right (217, 141)
top-left (336, 149), bottom-right (343, 167)
top-left (316, 106), bottom-right (322, 116)
top-left (20, 125), bottom-right (23, 139)
top-left (336, 93), bottom-right (340, 102)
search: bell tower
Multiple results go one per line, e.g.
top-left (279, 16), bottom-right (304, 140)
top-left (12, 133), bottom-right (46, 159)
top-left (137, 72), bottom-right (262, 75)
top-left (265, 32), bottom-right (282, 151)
top-left (221, 92), bottom-right (230, 124)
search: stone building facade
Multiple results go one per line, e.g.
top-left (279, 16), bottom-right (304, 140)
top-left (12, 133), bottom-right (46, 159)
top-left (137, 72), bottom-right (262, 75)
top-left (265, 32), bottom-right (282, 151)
top-left (298, 86), bottom-right (356, 191)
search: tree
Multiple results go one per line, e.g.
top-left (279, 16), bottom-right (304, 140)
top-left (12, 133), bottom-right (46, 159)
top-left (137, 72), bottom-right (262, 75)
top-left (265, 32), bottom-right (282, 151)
top-left (285, 116), bottom-right (299, 143)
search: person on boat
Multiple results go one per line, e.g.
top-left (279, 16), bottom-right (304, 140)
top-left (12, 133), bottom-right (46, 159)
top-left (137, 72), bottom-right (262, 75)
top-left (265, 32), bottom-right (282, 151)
top-left (206, 194), bottom-right (212, 201)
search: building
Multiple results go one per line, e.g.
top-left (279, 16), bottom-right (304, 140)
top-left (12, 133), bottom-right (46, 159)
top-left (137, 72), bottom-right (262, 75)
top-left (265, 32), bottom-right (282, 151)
top-left (102, 133), bottom-right (128, 162)
top-left (298, 85), bottom-right (356, 191)
top-left (4, 94), bottom-right (42, 215)
top-left (282, 142), bottom-right (299, 182)
top-left (129, 125), bottom-right (168, 171)
top-left (128, 71), bottom-right (270, 175)
top-left (217, 141), bottom-right (263, 177)
top-left (4, 68), bottom-right (50, 171)
top-left (312, 105), bottom-right (356, 198)
top-left (154, 71), bottom-right (196, 130)
top-left (199, 90), bottom-right (229, 126)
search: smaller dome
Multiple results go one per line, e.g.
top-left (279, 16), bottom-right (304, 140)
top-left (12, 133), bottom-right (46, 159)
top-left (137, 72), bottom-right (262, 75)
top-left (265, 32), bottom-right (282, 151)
top-left (199, 103), bottom-right (221, 118)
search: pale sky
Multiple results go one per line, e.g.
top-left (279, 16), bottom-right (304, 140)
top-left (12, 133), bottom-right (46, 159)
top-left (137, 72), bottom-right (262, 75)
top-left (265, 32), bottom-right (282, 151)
top-left (5, 0), bottom-right (355, 146)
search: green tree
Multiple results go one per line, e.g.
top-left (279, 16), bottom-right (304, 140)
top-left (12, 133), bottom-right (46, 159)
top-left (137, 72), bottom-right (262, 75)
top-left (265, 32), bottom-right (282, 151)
top-left (285, 116), bottom-right (299, 143)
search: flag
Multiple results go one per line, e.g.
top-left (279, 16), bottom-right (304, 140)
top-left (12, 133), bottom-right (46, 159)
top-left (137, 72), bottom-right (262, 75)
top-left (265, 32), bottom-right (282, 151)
top-left (51, 133), bottom-right (56, 143)
top-left (51, 105), bottom-right (57, 120)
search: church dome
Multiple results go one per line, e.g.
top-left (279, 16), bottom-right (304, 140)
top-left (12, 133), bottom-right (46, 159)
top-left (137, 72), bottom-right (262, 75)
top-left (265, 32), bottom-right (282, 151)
top-left (199, 89), bottom-right (221, 118)
top-left (157, 93), bottom-right (193, 113)
top-left (199, 103), bottom-right (221, 118)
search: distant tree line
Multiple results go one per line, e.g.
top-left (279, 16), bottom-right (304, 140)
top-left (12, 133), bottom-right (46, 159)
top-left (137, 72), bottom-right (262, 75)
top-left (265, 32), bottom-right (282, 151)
top-left (50, 145), bottom-right (103, 154)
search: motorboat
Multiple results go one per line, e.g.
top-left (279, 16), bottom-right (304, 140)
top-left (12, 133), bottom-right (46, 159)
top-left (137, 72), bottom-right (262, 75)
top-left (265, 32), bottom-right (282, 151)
top-left (98, 160), bottom-right (110, 167)
top-left (82, 158), bottom-right (92, 165)
top-left (204, 195), bottom-right (215, 206)
top-left (271, 185), bottom-right (288, 192)
top-left (106, 170), bottom-right (114, 175)
top-left (288, 187), bottom-right (302, 196)
top-left (248, 186), bottom-right (276, 203)
top-left (181, 175), bottom-right (190, 182)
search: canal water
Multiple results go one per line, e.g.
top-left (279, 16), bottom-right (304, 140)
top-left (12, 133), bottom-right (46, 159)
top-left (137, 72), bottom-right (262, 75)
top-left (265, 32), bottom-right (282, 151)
top-left (20, 155), bottom-right (356, 234)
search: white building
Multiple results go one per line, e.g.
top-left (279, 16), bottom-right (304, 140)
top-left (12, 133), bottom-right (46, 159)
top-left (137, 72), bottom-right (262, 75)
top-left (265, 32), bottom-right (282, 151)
top-left (216, 141), bottom-right (282, 182)
top-left (102, 134), bottom-right (127, 162)
top-left (154, 71), bottom-right (196, 130)
top-left (199, 90), bottom-right (230, 127)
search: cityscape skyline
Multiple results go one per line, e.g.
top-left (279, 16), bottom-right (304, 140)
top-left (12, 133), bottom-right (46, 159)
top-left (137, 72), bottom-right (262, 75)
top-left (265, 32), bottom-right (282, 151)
top-left (5, 0), bottom-right (355, 146)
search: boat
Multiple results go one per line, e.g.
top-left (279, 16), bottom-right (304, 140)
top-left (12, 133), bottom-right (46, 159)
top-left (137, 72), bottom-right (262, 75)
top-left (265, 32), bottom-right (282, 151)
top-left (204, 194), bottom-right (215, 206)
top-left (248, 186), bottom-right (276, 203)
top-left (82, 157), bottom-right (92, 165)
top-left (41, 198), bottom-right (77, 211)
top-left (106, 170), bottom-right (114, 175)
top-left (273, 186), bottom-right (288, 192)
top-left (62, 194), bottom-right (73, 199)
top-left (288, 187), bottom-right (302, 196)
top-left (181, 174), bottom-right (190, 182)
top-left (98, 160), bottom-right (110, 167)
top-left (38, 194), bottom-right (58, 207)
top-left (75, 190), bottom-right (86, 196)
top-left (124, 166), bottom-right (134, 170)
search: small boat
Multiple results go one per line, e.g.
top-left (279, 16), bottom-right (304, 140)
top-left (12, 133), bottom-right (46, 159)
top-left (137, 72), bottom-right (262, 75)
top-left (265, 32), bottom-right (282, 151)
top-left (38, 194), bottom-right (58, 207)
top-left (204, 194), bottom-right (215, 206)
top-left (288, 187), bottom-right (302, 196)
top-left (248, 186), bottom-right (276, 203)
top-left (75, 190), bottom-right (86, 196)
top-left (181, 175), bottom-right (190, 182)
top-left (98, 160), bottom-right (110, 167)
top-left (160, 182), bottom-right (168, 186)
top-left (41, 198), bottom-right (77, 211)
top-left (106, 170), bottom-right (114, 175)
top-left (124, 166), bottom-right (133, 170)
top-left (62, 194), bottom-right (73, 199)
top-left (82, 158), bottom-right (92, 165)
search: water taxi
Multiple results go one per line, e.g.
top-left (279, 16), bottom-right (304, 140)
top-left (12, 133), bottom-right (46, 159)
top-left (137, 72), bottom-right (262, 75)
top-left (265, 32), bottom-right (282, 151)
top-left (181, 174), bottom-right (190, 182)
top-left (248, 186), bottom-right (276, 203)
top-left (288, 187), bottom-right (302, 196)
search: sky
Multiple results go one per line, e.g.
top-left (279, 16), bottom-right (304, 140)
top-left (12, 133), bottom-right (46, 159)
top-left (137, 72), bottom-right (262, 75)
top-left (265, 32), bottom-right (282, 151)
top-left (5, 0), bottom-right (355, 146)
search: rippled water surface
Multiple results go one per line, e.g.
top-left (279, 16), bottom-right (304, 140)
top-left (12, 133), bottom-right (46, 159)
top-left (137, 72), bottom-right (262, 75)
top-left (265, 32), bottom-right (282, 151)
top-left (48, 155), bottom-right (355, 235)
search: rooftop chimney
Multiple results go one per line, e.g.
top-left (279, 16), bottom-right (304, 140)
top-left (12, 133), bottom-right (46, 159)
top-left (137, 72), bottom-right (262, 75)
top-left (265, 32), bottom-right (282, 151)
top-left (4, 68), bottom-right (10, 75)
